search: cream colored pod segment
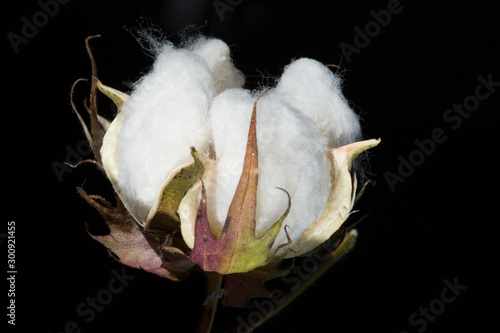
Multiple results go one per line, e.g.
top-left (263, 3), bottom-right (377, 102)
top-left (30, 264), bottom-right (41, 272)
top-left (288, 138), bottom-right (380, 257)
top-left (100, 37), bottom-right (244, 226)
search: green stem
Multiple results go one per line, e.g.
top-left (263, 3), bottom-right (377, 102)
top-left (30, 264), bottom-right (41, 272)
top-left (196, 272), bottom-right (223, 333)
top-left (245, 230), bottom-right (358, 332)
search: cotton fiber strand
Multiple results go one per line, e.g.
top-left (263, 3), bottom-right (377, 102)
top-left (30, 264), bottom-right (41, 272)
top-left (189, 37), bottom-right (245, 93)
top-left (275, 58), bottom-right (361, 148)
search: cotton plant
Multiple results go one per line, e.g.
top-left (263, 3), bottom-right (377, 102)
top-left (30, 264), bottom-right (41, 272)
top-left (72, 34), bottom-right (379, 332)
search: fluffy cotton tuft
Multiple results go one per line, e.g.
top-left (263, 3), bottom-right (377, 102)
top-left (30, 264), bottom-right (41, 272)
top-left (207, 89), bottom-right (331, 250)
top-left (275, 58), bottom-right (361, 148)
top-left (189, 37), bottom-right (245, 93)
top-left (115, 38), bottom-right (244, 223)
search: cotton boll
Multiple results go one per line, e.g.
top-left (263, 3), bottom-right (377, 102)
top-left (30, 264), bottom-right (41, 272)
top-left (275, 58), bottom-right (361, 148)
top-left (208, 89), bottom-right (331, 251)
top-left (116, 44), bottom-right (216, 224)
top-left (189, 37), bottom-right (245, 93)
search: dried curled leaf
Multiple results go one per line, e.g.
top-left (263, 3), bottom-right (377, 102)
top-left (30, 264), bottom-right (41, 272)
top-left (77, 188), bottom-right (194, 281)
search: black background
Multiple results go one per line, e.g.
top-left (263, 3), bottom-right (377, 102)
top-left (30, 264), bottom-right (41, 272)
top-left (5, 0), bottom-right (498, 332)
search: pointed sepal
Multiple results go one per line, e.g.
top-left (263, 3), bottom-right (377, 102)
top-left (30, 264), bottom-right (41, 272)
top-left (146, 147), bottom-right (210, 235)
top-left (188, 96), bottom-right (290, 275)
top-left (288, 138), bottom-right (380, 257)
top-left (95, 78), bottom-right (130, 112)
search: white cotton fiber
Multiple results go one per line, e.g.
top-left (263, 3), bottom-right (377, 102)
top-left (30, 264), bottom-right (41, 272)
top-left (113, 36), bottom-right (245, 224)
top-left (207, 88), bottom-right (331, 251)
top-left (275, 58), bottom-right (361, 148)
top-left (115, 42), bottom-right (217, 224)
top-left (189, 37), bottom-right (245, 93)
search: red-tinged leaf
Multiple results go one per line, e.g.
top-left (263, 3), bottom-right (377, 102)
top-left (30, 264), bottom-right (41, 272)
top-left (78, 188), bottom-right (193, 281)
top-left (186, 182), bottom-right (222, 269)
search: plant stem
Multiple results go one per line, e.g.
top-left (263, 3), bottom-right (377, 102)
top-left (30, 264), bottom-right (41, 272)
top-left (197, 272), bottom-right (223, 333)
top-left (244, 230), bottom-right (358, 332)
